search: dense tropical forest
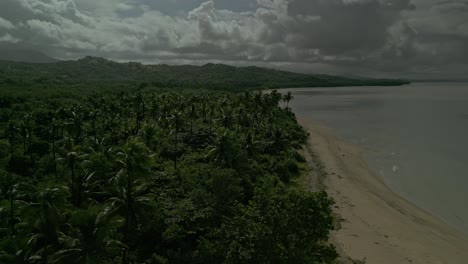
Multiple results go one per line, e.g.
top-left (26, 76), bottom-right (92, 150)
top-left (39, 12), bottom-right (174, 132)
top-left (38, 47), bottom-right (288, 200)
top-left (0, 56), bottom-right (404, 263)
top-left (0, 84), bottom-right (339, 263)
top-left (0, 57), bottom-right (409, 94)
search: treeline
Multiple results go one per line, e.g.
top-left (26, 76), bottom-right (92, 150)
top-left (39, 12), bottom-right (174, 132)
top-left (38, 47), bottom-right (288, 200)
top-left (0, 90), bottom-right (338, 263)
top-left (0, 57), bottom-right (410, 93)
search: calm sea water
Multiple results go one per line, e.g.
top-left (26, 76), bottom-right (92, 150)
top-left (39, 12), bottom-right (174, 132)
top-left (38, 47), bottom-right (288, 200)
top-left (286, 82), bottom-right (468, 234)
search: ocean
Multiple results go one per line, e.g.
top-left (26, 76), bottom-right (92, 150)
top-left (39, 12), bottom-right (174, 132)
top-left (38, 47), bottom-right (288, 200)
top-left (286, 82), bottom-right (468, 234)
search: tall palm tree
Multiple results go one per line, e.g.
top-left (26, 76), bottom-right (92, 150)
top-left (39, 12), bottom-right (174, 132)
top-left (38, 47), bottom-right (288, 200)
top-left (71, 110), bottom-right (84, 144)
top-left (244, 133), bottom-right (259, 158)
top-left (21, 186), bottom-right (69, 263)
top-left (19, 120), bottom-right (29, 154)
top-left (170, 111), bottom-right (183, 170)
top-left (58, 151), bottom-right (88, 207)
top-left (283, 91), bottom-right (293, 107)
top-left (189, 103), bottom-right (197, 138)
top-left (141, 123), bottom-right (157, 150)
top-left (206, 130), bottom-right (237, 168)
top-left (269, 90), bottom-right (283, 107)
top-left (7, 122), bottom-right (17, 156)
top-left (75, 169), bottom-right (98, 208)
top-left (50, 121), bottom-right (58, 182)
top-left (267, 128), bottom-right (289, 154)
top-left (89, 110), bottom-right (99, 141)
top-left (49, 205), bottom-right (124, 263)
top-left (111, 139), bottom-right (153, 245)
top-left (150, 95), bottom-right (159, 124)
top-left (1, 173), bottom-right (18, 237)
top-left (219, 107), bottom-right (232, 129)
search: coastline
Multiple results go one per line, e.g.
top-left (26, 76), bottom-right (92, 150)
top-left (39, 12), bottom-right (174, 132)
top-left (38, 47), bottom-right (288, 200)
top-left (298, 117), bottom-right (468, 263)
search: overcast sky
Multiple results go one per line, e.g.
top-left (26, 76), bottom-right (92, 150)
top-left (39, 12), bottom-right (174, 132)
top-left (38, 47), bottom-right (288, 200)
top-left (0, 0), bottom-right (467, 79)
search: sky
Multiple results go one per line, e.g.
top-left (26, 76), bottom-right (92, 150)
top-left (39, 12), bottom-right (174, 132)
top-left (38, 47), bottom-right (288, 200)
top-left (0, 0), bottom-right (467, 79)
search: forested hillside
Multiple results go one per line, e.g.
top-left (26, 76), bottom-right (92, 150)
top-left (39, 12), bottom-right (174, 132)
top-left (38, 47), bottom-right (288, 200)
top-left (0, 57), bottom-right (409, 93)
top-left (0, 89), bottom-right (338, 263)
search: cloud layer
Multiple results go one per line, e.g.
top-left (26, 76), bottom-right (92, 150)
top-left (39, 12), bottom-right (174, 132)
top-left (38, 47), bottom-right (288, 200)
top-left (0, 0), bottom-right (467, 79)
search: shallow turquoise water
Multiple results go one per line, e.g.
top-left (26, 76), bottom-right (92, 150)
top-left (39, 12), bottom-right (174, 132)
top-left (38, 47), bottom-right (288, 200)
top-left (286, 82), bottom-right (468, 234)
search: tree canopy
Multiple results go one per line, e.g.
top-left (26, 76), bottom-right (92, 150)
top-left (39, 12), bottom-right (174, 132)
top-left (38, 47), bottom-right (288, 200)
top-left (0, 88), bottom-right (338, 263)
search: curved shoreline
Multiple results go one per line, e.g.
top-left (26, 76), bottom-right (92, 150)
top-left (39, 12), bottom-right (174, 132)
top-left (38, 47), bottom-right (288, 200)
top-left (298, 117), bottom-right (468, 263)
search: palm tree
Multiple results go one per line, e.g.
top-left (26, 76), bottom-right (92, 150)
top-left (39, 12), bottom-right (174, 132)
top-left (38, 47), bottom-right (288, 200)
top-left (189, 103), bottom-right (197, 138)
top-left (267, 128), bottom-right (289, 154)
top-left (283, 91), bottom-right (293, 107)
top-left (19, 120), bottom-right (29, 154)
top-left (19, 113), bottom-right (36, 169)
top-left (170, 111), bottom-right (183, 170)
top-left (64, 120), bottom-right (74, 151)
top-left (244, 133), bottom-right (259, 158)
top-left (71, 110), bottom-right (84, 144)
top-left (253, 92), bottom-right (262, 110)
top-left (150, 95), bottom-right (159, 124)
top-left (75, 169), bottom-right (98, 208)
top-left (58, 151), bottom-right (88, 207)
top-left (132, 90), bottom-right (147, 134)
top-left (111, 139), bottom-right (153, 248)
top-left (67, 152), bottom-right (78, 206)
top-left (49, 205), bottom-right (124, 263)
top-left (7, 122), bottom-right (17, 156)
top-left (206, 130), bottom-right (237, 168)
top-left (50, 121), bottom-right (58, 182)
top-left (21, 186), bottom-right (69, 263)
top-left (269, 90), bottom-right (283, 107)
top-left (89, 110), bottom-right (99, 141)
top-left (141, 123), bottom-right (157, 149)
top-left (1, 173), bottom-right (18, 236)
top-left (219, 107), bottom-right (232, 129)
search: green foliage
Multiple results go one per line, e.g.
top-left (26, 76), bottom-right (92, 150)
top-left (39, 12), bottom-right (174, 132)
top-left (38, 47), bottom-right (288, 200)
top-left (198, 188), bottom-right (338, 264)
top-left (0, 57), bottom-right (410, 98)
top-left (0, 89), bottom-right (338, 263)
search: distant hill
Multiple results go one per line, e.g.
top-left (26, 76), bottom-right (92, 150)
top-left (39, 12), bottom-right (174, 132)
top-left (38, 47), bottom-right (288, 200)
top-left (0, 49), bottom-right (58, 63)
top-left (0, 56), bottom-right (410, 91)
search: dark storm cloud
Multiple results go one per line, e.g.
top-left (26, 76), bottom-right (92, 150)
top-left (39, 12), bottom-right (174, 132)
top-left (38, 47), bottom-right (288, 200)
top-left (0, 0), bottom-right (467, 79)
top-left (363, 0), bottom-right (468, 79)
top-left (285, 0), bottom-right (415, 54)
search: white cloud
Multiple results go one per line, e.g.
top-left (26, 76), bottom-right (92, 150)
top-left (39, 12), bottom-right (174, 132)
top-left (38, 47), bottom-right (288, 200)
top-left (0, 0), bottom-right (467, 78)
top-left (0, 16), bottom-right (15, 29)
top-left (116, 2), bottom-right (135, 12)
top-left (0, 33), bottom-right (20, 43)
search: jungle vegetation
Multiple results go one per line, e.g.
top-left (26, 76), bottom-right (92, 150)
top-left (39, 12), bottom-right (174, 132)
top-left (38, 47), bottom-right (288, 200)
top-left (0, 57), bottom-right (410, 94)
top-left (0, 87), bottom-right (339, 263)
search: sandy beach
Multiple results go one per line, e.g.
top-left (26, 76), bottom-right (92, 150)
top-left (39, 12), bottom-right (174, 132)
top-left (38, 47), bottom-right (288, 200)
top-left (298, 117), bottom-right (468, 264)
